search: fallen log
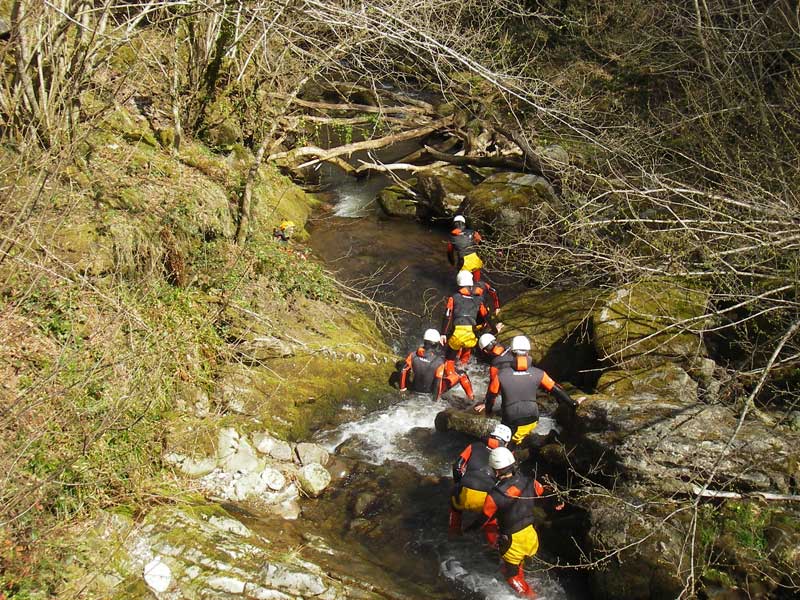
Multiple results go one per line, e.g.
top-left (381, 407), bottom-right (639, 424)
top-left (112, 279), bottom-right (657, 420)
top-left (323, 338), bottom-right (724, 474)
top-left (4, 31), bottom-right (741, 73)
top-left (269, 93), bottom-right (428, 115)
top-left (354, 160), bottom-right (450, 175)
top-left (691, 485), bottom-right (800, 502)
top-left (268, 116), bottom-right (454, 169)
top-left (423, 146), bottom-right (533, 173)
top-left (324, 81), bottom-right (436, 113)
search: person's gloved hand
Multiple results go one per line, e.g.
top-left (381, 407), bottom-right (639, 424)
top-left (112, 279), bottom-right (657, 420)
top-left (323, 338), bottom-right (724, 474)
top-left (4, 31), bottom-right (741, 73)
top-left (472, 402), bottom-right (485, 414)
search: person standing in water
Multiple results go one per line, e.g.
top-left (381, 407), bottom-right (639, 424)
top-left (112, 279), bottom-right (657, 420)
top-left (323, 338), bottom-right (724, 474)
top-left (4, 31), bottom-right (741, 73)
top-left (447, 215), bottom-right (484, 278)
top-left (478, 447), bottom-right (544, 598)
top-left (449, 423), bottom-right (512, 545)
top-left (398, 328), bottom-right (446, 398)
top-left (474, 335), bottom-right (581, 450)
top-left (439, 270), bottom-right (500, 401)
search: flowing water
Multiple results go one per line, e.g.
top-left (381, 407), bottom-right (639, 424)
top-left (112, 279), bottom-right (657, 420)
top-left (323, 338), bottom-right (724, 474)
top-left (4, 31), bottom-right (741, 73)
top-left (298, 169), bottom-right (586, 599)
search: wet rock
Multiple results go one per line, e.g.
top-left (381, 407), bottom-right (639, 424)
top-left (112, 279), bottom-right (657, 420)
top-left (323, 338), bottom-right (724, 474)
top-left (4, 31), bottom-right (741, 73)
top-left (252, 432), bottom-right (294, 462)
top-left (295, 442), bottom-right (330, 466)
top-left (377, 183), bottom-right (417, 217)
top-left (352, 492), bottom-right (380, 517)
top-left (334, 436), bottom-right (373, 462)
top-left (296, 463), bottom-right (331, 498)
top-left (434, 408), bottom-right (497, 438)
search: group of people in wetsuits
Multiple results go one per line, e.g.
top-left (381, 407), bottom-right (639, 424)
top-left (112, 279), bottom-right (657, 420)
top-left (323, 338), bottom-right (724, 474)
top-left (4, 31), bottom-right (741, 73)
top-left (396, 214), bottom-right (583, 598)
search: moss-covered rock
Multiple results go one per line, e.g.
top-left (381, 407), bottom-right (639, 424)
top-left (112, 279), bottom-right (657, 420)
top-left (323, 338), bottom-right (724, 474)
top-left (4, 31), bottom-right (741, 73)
top-left (377, 183), bottom-right (417, 218)
top-left (49, 220), bottom-right (115, 276)
top-left (593, 278), bottom-right (709, 368)
top-left (499, 287), bottom-right (603, 383)
top-left (201, 95), bottom-right (242, 148)
top-left (463, 171), bottom-right (558, 230)
top-left (250, 165), bottom-right (317, 241)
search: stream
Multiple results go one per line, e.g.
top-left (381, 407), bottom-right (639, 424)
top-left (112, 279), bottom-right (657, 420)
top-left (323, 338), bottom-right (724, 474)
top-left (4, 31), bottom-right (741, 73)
top-left (278, 163), bottom-right (588, 599)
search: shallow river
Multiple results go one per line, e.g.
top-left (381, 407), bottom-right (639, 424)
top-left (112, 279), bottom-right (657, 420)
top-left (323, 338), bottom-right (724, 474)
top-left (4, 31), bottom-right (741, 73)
top-left (290, 172), bottom-right (587, 600)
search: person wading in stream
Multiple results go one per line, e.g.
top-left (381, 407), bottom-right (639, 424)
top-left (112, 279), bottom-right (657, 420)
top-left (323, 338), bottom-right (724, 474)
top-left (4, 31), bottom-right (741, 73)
top-left (398, 328), bottom-right (446, 398)
top-left (472, 447), bottom-right (545, 598)
top-left (449, 423), bottom-right (512, 544)
top-left (447, 215), bottom-right (484, 279)
top-left (474, 335), bottom-right (581, 450)
top-left (439, 270), bottom-right (500, 402)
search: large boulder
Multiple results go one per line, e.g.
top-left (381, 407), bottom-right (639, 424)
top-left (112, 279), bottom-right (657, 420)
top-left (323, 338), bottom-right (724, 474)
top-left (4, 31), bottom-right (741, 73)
top-left (593, 279), bottom-right (709, 369)
top-left (413, 166), bottom-right (474, 221)
top-left (499, 288), bottom-right (603, 387)
top-left (577, 367), bottom-right (800, 495)
top-left (463, 171), bottom-right (558, 230)
top-left (377, 183), bottom-right (417, 218)
top-left (584, 490), bottom-right (687, 600)
top-left (434, 408), bottom-right (498, 438)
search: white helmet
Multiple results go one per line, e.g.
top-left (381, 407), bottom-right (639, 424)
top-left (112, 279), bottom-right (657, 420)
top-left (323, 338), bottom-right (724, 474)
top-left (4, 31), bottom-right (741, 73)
top-left (478, 333), bottom-right (496, 350)
top-left (453, 214), bottom-right (466, 224)
top-left (423, 328), bottom-right (440, 344)
top-left (489, 446), bottom-right (516, 471)
top-left (490, 423), bottom-right (512, 444)
top-left (511, 335), bottom-right (531, 353)
top-left (456, 270), bottom-right (473, 287)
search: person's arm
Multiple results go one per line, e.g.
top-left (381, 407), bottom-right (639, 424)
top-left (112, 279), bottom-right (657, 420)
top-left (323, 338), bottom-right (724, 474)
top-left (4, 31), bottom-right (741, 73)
top-left (477, 366), bottom-right (500, 415)
top-left (473, 231), bottom-right (482, 244)
top-left (478, 303), bottom-right (498, 335)
top-left (485, 282), bottom-right (500, 312)
top-left (540, 372), bottom-right (579, 408)
top-left (399, 352), bottom-right (414, 391)
top-left (441, 296), bottom-right (454, 337)
top-left (447, 241), bottom-right (456, 266)
top-left (452, 444), bottom-right (473, 481)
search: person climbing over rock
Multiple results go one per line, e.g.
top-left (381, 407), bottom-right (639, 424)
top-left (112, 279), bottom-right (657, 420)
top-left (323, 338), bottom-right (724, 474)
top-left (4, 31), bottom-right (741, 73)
top-left (473, 335), bottom-right (582, 450)
top-left (473, 447), bottom-right (545, 598)
top-left (449, 423), bottom-right (512, 545)
top-left (439, 270), bottom-right (501, 401)
top-left (398, 328), bottom-right (446, 398)
top-left (447, 214), bottom-right (484, 279)
top-left (273, 220), bottom-right (296, 243)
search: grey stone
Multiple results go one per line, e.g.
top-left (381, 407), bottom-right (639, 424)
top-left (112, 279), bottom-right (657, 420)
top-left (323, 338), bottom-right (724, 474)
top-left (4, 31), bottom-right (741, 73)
top-left (259, 467), bottom-right (286, 491)
top-left (252, 432), bottom-right (293, 462)
top-left (260, 564), bottom-right (326, 596)
top-left (208, 516), bottom-right (251, 538)
top-left (296, 463), bottom-right (331, 498)
top-left (295, 442), bottom-right (330, 466)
